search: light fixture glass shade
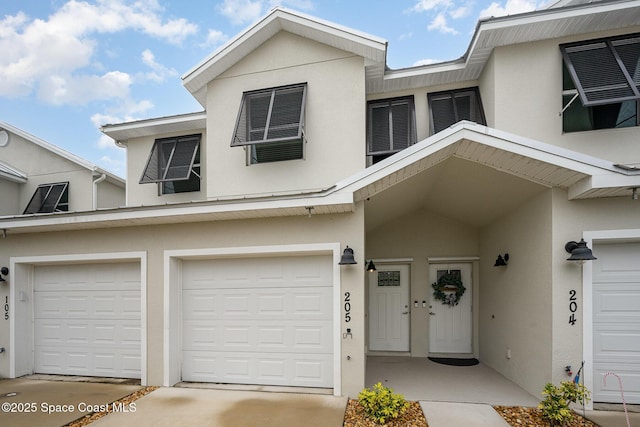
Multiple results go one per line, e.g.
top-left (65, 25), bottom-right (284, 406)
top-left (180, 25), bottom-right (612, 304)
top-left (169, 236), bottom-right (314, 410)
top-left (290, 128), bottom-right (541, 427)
top-left (339, 246), bottom-right (357, 265)
top-left (565, 239), bottom-right (597, 262)
top-left (366, 260), bottom-right (377, 272)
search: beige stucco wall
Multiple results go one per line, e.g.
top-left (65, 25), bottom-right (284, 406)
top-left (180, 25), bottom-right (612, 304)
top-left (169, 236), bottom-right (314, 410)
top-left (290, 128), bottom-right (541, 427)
top-left (550, 189), bottom-right (640, 386)
top-left (97, 179), bottom-right (126, 209)
top-left (366, 208), bottom-right (480, 357)
top-left (0, 209), bottom-right (367, 396)
top-left (124, 129), bottom-right (207, 206)
top-left (0, 180), bottom-right (20, 216)
top-left (206, 31), bottom-right (366, 199)
top-left (479, 190), bottom-right (554, 399)
top-left (489, 27), bottom-right (640, 164)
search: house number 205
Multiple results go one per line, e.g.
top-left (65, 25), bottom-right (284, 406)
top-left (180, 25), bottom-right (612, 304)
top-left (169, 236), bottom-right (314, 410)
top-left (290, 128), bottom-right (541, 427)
top-left (4, 296), bottom-right (8, 320)
top-left (344, 292), bottom-right (351, 323)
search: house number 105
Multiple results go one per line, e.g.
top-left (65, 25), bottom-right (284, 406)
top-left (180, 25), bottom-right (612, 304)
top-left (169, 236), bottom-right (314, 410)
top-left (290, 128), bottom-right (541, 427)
top-left (344, 292), bottom-right (351, 322)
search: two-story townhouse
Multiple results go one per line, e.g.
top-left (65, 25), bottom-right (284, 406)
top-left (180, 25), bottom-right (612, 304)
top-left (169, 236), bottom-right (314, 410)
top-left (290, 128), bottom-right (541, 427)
top-left (1, 1), bottom-right (639, 407)
top-left (0, 121), bottom-right (125, 216)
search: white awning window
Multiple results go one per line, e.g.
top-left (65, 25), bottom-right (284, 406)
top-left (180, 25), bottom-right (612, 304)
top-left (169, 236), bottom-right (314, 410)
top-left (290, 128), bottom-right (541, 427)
top-left (140, 135), bottom-right (200, 184)
top-left (23, 182), bottom-right (69, 214)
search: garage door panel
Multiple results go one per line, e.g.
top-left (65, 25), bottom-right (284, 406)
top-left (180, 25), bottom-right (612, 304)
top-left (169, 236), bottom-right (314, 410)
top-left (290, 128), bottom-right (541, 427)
top-left (35, 290), bottom-right (140, 319)
top-left (182, 255), bottom-right (333, 388)
top-left (593, 242), bottom-right (640, 404)
top-left (593, 363), bottom-right (640, 403)
top-left (182, 351), bottom-right (332, 387)
top-left (34, 263), bottom-right (141, 379)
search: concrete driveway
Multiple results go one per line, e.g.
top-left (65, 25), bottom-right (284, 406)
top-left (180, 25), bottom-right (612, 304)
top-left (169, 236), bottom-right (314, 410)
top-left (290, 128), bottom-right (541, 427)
top-left (0, 378), bottom-right (347, 427)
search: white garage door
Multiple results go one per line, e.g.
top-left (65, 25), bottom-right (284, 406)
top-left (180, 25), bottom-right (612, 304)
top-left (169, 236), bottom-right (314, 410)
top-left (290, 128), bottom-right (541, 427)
top-left (34, 263), bottom-right (141, 378)
top-left (182, 255), bottom-right (333, 388)
top-left (593, 242), bottom-right (640, 404)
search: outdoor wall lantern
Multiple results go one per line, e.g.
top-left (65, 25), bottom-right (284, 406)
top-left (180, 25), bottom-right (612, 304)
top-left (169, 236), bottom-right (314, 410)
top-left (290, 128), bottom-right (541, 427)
top-left (565, 239), bottom-right (597, 263)
top-left (0, 267), bottom-right (8, 283)
top-left (339, 246), bottom-right (357, 265)
top-left (494, 253), bottom-right (509, 267)
top-left (366, 260), bottom-right (377, 272)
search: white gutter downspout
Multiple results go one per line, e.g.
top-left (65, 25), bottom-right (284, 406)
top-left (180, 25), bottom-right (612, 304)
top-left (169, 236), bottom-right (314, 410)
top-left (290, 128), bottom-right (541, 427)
top-left (92, 173), bottom-right (107, 210)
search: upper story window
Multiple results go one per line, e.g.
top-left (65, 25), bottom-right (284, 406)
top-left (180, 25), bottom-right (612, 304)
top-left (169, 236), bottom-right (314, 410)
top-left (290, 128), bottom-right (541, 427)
top-left (23, 182), bottom-right (69, 214)
top-left (428, 87), bottom-right (486, 135)
top-left (367, 96), bottom-right (416, 164)
top-left (231, 83), bottom-right (306, 164)
top-left (560, 33), bottom-right (640, 132)
top-left (139, 134), bottom-right (201, 194)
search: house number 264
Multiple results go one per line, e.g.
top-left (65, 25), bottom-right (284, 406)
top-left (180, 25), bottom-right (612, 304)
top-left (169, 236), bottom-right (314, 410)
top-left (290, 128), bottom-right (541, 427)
top-left (344, 292), bottom-right (351, 323)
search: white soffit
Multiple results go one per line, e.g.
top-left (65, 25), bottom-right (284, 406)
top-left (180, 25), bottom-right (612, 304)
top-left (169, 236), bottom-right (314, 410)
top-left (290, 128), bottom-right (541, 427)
top-left (370, 0), bottom-right (640, 93)
top-left (101, 112), bottom-right (207, 141)
top-left (333, 121), bottom-right (640, 201)
top-left (182, 7), bottom-right (387, 106)
top-left (0, 160), bottom-right (27, 183)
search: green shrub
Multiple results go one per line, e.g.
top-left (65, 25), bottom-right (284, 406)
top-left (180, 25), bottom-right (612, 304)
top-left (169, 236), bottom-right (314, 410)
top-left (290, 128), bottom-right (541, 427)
top-left (358, 382), bottom-right (410, 424)
top-left (538, 381), bottom-right (590, 426)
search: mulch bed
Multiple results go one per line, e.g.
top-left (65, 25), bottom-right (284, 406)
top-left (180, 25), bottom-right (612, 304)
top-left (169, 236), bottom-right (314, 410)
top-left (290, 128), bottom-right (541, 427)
top-left (342, 399), bottom-right (601, 427)
top-left (343, 399), bottom-right (428, 427)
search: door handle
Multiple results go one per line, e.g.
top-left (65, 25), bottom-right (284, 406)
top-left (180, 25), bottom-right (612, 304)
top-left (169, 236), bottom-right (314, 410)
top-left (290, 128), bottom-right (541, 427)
top-left (429, 312), bottom-right (436, 315)
top-left (402, 311), bottom-right (410, 315)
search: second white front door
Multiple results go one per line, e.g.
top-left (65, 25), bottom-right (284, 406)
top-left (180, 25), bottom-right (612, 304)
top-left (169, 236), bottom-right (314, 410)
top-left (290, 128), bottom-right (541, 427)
top-left (369, 264), bottom-right (410, 351)
top-left (429, 263), bottom-right (472, 354)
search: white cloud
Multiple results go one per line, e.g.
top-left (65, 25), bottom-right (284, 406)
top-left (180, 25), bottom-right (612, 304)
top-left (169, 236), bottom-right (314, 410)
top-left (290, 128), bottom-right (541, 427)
top-left (428, 13), bottom-right (459, 35)
top-left (413, 58), bottom-right (444, 66)
top-left (0, 1), bottom-right (198, 103)
top-left (218, 0), bottom-right (314, 26)
top-left (479, 0), bottom-right (538, 19)
top-left (202, 29), bottom-right (229, 49)
top-left (411, 0), bottom-right (453, 13)
top-left (140, 49), bottom-right (178, 83)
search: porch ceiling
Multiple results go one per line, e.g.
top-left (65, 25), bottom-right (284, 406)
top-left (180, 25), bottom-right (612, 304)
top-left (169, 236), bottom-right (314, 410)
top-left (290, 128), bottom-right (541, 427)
top-left (364, 156), bottom-right (547, 231)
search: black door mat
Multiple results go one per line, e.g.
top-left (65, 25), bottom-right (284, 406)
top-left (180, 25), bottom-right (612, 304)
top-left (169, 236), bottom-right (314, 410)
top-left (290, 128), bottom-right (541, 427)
top-left (428, 357), bottom-right (479, 366)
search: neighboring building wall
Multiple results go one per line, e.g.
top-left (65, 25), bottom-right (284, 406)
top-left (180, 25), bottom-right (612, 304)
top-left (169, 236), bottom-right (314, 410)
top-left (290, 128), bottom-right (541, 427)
top-left (125, 129), bottom-right (207, 206)
top-left (489, 27), bottom-right (640, 164)
top-left (206, 32), bottom-right (366, 198)
top-left (0, 180), bottom-right (20, 216)
top-left (96, 179), bottom-right (126, 209)
top-left (479, 189), bottom-right (554, 399)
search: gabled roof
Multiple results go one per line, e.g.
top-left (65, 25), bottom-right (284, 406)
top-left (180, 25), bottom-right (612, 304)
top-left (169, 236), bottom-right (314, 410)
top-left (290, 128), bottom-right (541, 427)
top-left (0, 160), bottom-right (27, 183)
top-left (101, 111), bottom-right (207, 142)
top-left (0, 121), bottom-right (125, 187)
top-left (333, 121), bottom-right (640, 201)
top-left (182, 7), bottom-right (387, 106)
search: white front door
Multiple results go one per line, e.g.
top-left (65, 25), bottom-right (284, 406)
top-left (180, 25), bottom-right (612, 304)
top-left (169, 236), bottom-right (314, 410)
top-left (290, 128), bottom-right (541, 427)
top-left (428, 263), bottom-right (472, 354)
top-left (368, 264), bottom-right (410, 351)
top-left (592, 242), bottom-right (640, 404)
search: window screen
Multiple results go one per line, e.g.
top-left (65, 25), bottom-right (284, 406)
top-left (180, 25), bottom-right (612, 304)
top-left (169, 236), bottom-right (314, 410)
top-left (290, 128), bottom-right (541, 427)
top-left (367, 96), bottom-right (416, 158)
top-left (231, 83), bottom-right (306, 147)
top-left (428, 88), bottom-right (486, 134)
top-left (561, 33), bottom-right (640, 106)
top-left (23, 182), bottom-right (69, 214)
top-left (140, 134), bottom-right (200, 184)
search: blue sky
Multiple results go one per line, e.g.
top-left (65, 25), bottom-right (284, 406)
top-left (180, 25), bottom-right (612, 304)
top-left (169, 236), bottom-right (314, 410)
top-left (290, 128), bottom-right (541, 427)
top-left (0, 0), bottom-right (549, 177)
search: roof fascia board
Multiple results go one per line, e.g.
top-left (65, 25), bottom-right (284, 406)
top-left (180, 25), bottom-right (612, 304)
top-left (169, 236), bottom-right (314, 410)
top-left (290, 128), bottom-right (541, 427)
top-left (0, 161), bottom-right (28, 183)
top-left (101, 112), bottom-right (207, 141)
top-left (332, 122), bottom-right (627, 196)
top-left (0, 121), bottom-right (122, 183)
top-left (0, 191), bottom-right (354, 233)
top-left (569, 173), bottom-right (640, 199)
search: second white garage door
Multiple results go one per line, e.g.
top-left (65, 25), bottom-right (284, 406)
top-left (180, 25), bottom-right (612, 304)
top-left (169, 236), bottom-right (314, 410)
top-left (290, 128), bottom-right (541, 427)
top-left (592, 242), bottom-right (640, 404)
top-left (182, 255), bottom-right (333, 388)
top-left (34, 262), bottom-right (141, 379)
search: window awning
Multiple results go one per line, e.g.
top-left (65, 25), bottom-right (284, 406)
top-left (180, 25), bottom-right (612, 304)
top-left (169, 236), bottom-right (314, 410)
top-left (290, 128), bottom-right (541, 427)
top-left (561, 33), bottom-right (640, 106)
top-left (140, 135), bottom-right (200, 184)
top-left (24, 182), bottom-right (68, 214)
